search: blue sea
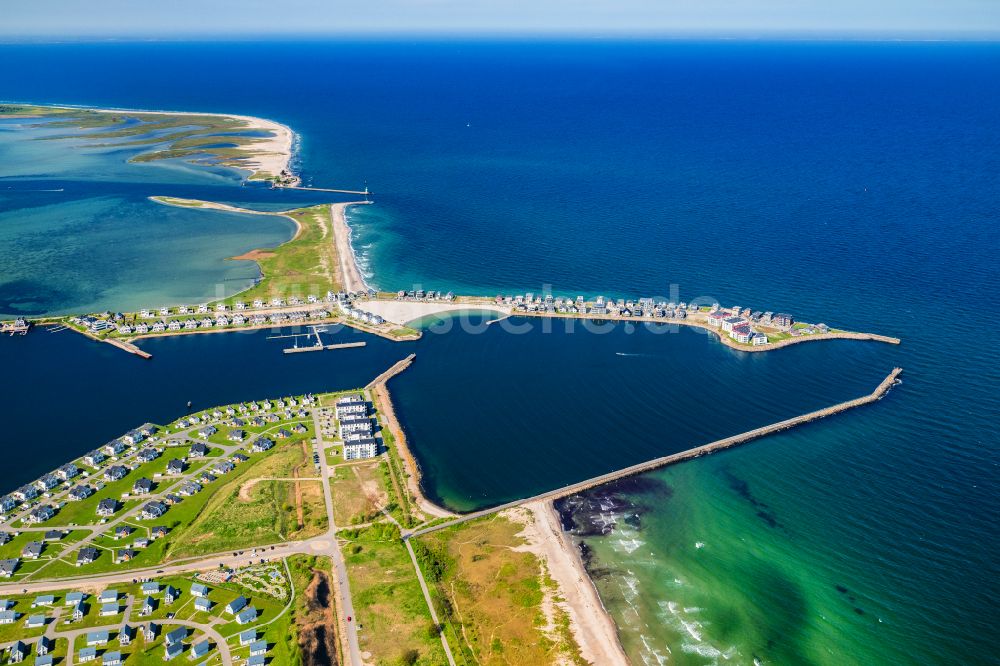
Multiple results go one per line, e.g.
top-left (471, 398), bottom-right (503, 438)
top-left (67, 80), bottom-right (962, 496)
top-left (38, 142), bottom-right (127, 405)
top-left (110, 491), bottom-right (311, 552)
top-left (1, 39), bottom-right (998, 664)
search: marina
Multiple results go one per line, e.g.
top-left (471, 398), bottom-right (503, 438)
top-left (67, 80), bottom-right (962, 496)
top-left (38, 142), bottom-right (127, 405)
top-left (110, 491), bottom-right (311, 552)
top-left (269, 325), bottom-right (368, 354)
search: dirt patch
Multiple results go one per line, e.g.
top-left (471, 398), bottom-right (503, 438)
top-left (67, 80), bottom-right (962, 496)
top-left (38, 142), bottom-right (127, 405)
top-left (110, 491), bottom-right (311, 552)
top-left (299, 569), bottom-right (339, 666)
top-left (230, 249), bottom-right (277, 261)
top-left (353, 465), bottom-right (388, 509)
top-left (239, 479), bottom-right (260, 502)
top-left (291, 441), bottom-right (310, 529)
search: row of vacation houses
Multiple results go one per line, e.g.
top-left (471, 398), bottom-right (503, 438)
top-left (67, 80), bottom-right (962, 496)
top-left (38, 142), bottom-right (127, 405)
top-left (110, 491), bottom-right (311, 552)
top-left (0, 424), bottom-right (158, 517)
top-left (70, 287), bottom-right (383, 334)
top-left (0, 581), bottom-right (263, 662)
top-left (394, 289), bottom-right (456, 301)
top-left (338, 301), bottom-right (386, 327)
top-left (112, 309), bottom-right (331, 335)
top-left (135, 288), bottom-right (379, 318)
top-left (0, 435), bottom-right (280, 577)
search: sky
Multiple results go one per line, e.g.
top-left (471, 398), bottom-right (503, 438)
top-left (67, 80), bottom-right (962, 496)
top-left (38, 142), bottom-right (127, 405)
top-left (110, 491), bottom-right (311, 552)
top-left (3, 0), bottom-right (999, 38)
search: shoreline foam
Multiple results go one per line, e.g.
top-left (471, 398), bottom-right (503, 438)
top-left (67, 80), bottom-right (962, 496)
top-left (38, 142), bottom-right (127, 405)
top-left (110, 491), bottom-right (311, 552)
top-left (511, 501), bottom-right (630, 666)
top-left (332, 202), bottom-right (372, 293)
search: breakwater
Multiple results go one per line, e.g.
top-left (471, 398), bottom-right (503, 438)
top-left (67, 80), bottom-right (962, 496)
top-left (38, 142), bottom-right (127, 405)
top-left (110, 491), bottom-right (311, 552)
top-left (365, 353), bottom-right (416, 389)
top-left (407, 367), bottom-right (903, 538)
top-left (104, 337), bottom-right (152, 359)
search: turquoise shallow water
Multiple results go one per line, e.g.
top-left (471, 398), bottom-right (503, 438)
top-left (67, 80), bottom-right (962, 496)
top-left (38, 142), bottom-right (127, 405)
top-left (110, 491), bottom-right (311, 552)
top-left (0, 40), bottom-right (998, 665)
top-left (0, 117), bottom-right (348, 316)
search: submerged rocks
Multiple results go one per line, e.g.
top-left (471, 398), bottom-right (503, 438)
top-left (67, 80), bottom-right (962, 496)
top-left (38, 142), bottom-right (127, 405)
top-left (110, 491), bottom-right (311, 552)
top-left (555, 474), bottom-right (671, 538)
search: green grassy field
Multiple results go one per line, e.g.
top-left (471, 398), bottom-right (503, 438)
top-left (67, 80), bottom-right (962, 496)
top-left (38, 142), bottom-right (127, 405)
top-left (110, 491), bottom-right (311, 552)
top-left (36, 442), bottom-right (314, 579)
top-left (413, 513), bottom-right (586, 666)
top-left (341, 523), bottom-right (446, 666)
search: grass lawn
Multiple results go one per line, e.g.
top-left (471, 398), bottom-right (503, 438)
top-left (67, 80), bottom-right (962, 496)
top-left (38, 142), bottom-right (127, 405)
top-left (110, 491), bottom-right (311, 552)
top-left (48, 448), bottom-right (190, 528)
top-left (341, 524), bottom-right (445, 666)
top-left (330, 461), bottom-right (385, 526)
top-left (0, 529), bottom-right (82, 561)
top-left (70, 620), bottom-right (223, 665)
top-left (26, 407), bottom-right (317, 581)
top-left (167, 440), bottom-right (326, 560)
top-left (413, 513), bottom-right (586, 666)
top-left (389, 327), bottom-right (420, 338)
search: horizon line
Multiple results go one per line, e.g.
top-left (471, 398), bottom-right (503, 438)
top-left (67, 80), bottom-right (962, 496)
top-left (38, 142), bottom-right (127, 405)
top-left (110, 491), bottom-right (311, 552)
top-left (2, 29), bottom-right (1000, 44)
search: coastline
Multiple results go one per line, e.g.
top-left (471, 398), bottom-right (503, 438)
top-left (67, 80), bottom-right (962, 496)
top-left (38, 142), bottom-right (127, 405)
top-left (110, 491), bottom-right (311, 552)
top-left (512, 501), bottom-right (629, 666)
top-left (369, 372), bottom-right (456, 520)
top-left (150, 196), bottom-right (304, 241)
top-left (149, 197), bottom-right (371, 305)
top-left (369, 369), bottom-right (628, 662)
top-left (506, 308), bottom-right (901, 353)
top-left (331, 202), bottom-right (371, 293)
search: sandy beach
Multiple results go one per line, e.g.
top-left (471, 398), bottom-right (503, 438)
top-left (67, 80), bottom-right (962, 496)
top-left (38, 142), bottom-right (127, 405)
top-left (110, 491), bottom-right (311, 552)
top-left (330, 202), bottom-right (371, 293)
top-left (150, 197), bottom-right (303, 240)
top-left (512, 501), bottom-right (629, 666)
top-left (360, 299), bottom-right (510, 326)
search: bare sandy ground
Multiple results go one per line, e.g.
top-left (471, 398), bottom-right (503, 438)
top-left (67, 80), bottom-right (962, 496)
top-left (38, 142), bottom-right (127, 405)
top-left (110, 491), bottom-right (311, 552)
top-left (150, 197), bottom-right (303, 239)
top-left (331, 202), bottom-right (371, 293)
top-left (359, 300), bottom-right (510, 326)
top-left (510, 501), bottom-right (628, 666)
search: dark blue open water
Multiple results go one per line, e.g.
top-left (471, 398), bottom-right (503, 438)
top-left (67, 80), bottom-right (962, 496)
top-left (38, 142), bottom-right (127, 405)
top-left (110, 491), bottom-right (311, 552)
top-left (1, 40), bottom-right (998, 664)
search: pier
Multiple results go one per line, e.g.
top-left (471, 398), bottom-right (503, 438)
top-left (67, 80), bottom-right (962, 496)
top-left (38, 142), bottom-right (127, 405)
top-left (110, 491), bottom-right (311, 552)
top-left (104, 337), bottom-right (152, 359)
top-left (275, 324), bottom-right (368, 353)
top-left (406, 367), bottom-right (903, 539)
top-left (281, 185), bottom-right (372, 196)
top-left (284, 341), bottom-right (367, 354)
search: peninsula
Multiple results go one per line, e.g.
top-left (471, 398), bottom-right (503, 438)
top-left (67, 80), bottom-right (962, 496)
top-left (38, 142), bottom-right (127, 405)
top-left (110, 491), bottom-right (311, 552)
top-left (0, 102), bottom-right (908, 666)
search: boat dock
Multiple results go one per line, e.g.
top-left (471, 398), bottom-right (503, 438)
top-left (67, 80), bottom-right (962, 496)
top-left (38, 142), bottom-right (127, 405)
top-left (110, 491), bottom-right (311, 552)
top-left (284, 341), bottom-right (367, 354)
top-left (277, 324), bottom-right (368, 353)
top-left (406, 367), bottom-right (903, 539)
top-left (1, 319), bottom-right (31, 336)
